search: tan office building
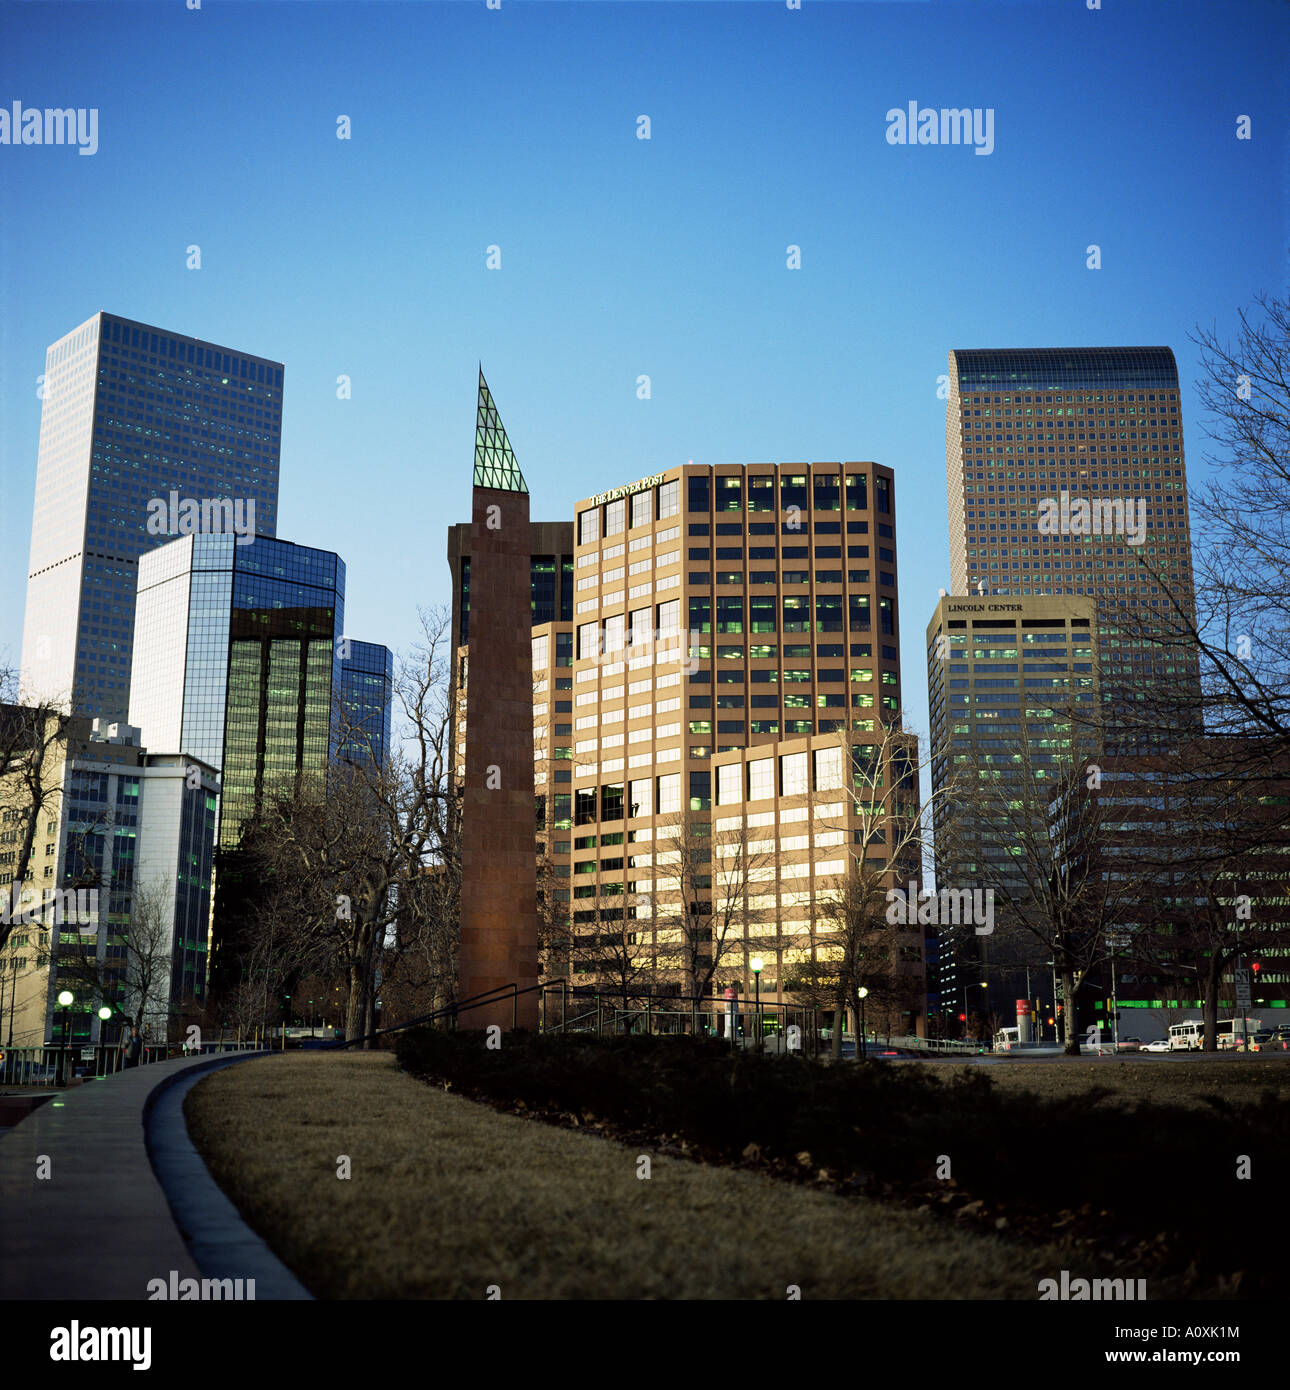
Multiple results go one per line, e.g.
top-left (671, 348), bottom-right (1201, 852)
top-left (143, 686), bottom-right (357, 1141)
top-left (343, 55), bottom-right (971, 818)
top-left (944, 347), bottom-right (1197, 744)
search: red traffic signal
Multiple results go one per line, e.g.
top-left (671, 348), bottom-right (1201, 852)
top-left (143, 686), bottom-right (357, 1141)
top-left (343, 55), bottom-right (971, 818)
top-left (957, 1013), bottom-right (966, 1022)
top-left (1251, 961), bottom-right (1261, 972)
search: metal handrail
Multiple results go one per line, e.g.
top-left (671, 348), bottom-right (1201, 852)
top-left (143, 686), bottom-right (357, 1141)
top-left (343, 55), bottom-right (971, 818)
top-left (329, 978), bottom-right (566, 1049)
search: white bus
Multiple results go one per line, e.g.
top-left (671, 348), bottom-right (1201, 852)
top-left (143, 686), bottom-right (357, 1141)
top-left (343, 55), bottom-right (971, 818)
top-left (1168, 1018), bottom-right (1260, 1051)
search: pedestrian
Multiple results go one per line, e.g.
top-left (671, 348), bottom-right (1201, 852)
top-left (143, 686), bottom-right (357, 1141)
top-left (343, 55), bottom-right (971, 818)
top-left (122, 1022), bottom-right (142, 1070)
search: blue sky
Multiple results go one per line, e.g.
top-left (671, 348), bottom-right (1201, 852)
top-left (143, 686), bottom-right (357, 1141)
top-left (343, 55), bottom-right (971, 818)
top-left (1, 0), bottom-right (1285, 754)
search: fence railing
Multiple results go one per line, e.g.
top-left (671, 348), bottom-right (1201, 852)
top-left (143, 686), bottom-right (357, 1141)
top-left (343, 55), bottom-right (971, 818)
top-left (0, 1040), bottom-right (268, 1086)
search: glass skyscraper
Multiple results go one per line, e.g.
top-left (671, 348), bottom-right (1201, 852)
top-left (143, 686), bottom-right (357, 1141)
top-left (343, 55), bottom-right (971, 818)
top-left (337, 640), bottom-right (394, 770)
top-left (20, 311), bottom-right (282, 721)
top-left (130, 533), bottom-right (345, 850)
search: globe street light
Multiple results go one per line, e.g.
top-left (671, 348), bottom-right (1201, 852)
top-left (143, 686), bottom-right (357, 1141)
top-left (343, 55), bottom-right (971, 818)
top-left (750, 957), bottom-right (764, 1053)
top-left (97, 1006), bottom-right (112, 1077)
top-left (56, 990), bottom-right (75, 1087)
top-left (857, 985), bottom-right (869, 1060)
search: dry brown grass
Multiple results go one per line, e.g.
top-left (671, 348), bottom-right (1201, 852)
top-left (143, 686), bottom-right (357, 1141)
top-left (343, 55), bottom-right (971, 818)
top-left (186, 1051), bottom-right (1100, 1300)
top-left (908, 1057), bottom-right (1290, 1110)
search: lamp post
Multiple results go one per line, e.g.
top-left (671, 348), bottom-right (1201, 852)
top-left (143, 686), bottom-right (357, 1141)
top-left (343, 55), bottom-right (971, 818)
top-left (96, 1005), bottom-right (112, 1077)
top-left (857, 986), bottom-right (869, 1060)
top-left (750, 958), bottom-right (763, 1052)
top-left (5, 955), bottom-right (17, 1047)
top-left (56, 989), bottom-right (75, 1087)
top-left (962, 981), bottom-right (987, 1044)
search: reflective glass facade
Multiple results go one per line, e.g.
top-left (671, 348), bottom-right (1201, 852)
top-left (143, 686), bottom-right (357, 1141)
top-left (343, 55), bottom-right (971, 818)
top-left (131, 534), bottom-right (345, 849)
top-left (953, 347), bottom-right (1179, 394)
top-left (338, 640), bottom-right (394, 768)
top-left (21, 312), bottom-right (282, 721)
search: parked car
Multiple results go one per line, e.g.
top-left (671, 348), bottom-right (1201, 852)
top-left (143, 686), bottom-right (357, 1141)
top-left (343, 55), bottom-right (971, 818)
top-left (1141, 1039), bottom-right (1172, 1053)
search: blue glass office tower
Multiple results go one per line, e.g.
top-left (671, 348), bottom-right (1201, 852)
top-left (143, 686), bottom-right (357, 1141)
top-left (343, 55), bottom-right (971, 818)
top-left (20, 312), bottom-right (282, 721)
top-left (337, 640), bottom-right (394, 769)
top-left (129, 533), bottom-right (345, 850)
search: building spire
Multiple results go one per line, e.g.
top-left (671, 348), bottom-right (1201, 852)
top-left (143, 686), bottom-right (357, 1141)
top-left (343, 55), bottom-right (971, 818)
top-left (473, 367), bottom-right (527, 493)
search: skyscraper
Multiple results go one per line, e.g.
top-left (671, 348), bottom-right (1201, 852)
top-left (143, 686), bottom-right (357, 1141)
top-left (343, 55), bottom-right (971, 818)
top-left (337, 640), bottom-right (395, 770)
top-left (128, 533), bottom-right (346, 850)
top-left (558, 461), bottom-right (921, 1028)
top-left (925, 593), bottom-right (1099, 1032)
top-left (944, 347), bottom-right (1197, 743)
top-left (20, 312), bottom-right (282, 720)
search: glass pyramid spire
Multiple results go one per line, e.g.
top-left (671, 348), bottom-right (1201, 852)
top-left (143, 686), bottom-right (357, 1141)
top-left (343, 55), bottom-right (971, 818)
top-left (473, 367), bottom-right (528, 493)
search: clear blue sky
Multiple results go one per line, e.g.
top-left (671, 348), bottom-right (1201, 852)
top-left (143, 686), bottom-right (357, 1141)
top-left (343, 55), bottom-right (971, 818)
top-left (1, 0), bottom-right (1285, 757)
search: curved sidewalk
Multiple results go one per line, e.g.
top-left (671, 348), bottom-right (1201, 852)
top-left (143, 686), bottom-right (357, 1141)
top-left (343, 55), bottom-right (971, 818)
top-left (0, 1052), bottom-right (311, 1300)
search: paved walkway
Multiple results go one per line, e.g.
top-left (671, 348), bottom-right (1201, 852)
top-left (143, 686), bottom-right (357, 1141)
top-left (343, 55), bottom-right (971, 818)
top-left (0, 1052), bottom-right (310, 1300)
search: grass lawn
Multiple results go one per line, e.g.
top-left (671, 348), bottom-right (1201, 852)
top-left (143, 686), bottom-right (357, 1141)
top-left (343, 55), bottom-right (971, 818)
top-left (910, 1057), bottom-right (1290, 1110)
top-left (186, 1051), bottom-right (1101, 1300)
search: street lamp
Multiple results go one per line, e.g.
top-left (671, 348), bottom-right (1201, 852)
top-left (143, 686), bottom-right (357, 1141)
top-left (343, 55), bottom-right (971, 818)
top-left (97, 1005), bottom-right (112, 1075)
top-left (857, 986), bottom-right (869, 1060)
top-left (962, 981), bottom-right (987, 1044)
top-left (56, 989), bottom-right (75, 1087)
top-left (750, 957), bottom-right (763, 1053)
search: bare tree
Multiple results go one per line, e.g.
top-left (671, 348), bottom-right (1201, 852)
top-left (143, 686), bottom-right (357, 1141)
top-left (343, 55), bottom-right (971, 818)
top-left (1105, 739), bottom-right (1290, 1050)
top-left (649, 808), bottom-right (775, 1008)
top-left (940, 698), bottom-right (1136, 1055)
top-left (222, 607), bottom-right (462, 1042)
top-left (1104, 292), bottom-right (1290, 758)
top-left (811, 724), bottom-right (954, 1054)
top-left (0, 672), bottom-right (77, 955)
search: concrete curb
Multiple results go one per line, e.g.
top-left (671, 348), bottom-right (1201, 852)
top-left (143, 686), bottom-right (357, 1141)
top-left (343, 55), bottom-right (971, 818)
top-left (0, 1051), bottom-right (311, 1300)
top-left (146, 1054), bottom-right (313, 1301)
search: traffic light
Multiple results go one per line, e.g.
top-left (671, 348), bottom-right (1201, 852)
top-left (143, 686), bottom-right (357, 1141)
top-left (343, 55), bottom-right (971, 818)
top-left (1251, 961), bottom-right (1261, 973)
top-left (957, 1012), bottom-right (966, 1022)
top-left (1046, 1017), bottom-right (1054, 1026)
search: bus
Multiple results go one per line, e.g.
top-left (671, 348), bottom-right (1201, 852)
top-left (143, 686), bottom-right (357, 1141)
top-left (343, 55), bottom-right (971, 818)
top-left (1168, 1018), bottom-right (1260, 1051)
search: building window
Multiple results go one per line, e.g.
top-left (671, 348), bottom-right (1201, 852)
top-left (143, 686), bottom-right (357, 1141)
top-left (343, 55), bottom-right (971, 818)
top-left (781, 474), bottom-right (808, 513)
top-left (657, 773), bottom-right (681, 814)
top-left (604, 498), bottom-right (626, 536)
top-left (813, 473), bottom-right (841, 512)
top-left (742, 757), bottom-right (771, 801)
top-left (629, 777), bottom-right (652, 817)
top-left (658, 480), bottom-right (680, 519)
top-left (716, 596), bottom-right (744, 634)
top-left (631, 489), bottom-right (653, 528)
top-left (601, 783), bottom-right (624, 822)
top-left (747, 476), bottom-right (775, 512)
top-left (780, 751), bottom-right (808, 796)
top-left (579, 508), bottom-right (600, 545)
top-left (814, 746), bottom-right (843, 789)
top-left (717, 763), bottom-right (742, 805)
top-left (687, 474), bottom-right (710, 513)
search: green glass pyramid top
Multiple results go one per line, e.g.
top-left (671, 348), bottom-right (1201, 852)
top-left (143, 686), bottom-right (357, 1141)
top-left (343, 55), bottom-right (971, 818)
top-left (473, 367), bottom-right (528, 493)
